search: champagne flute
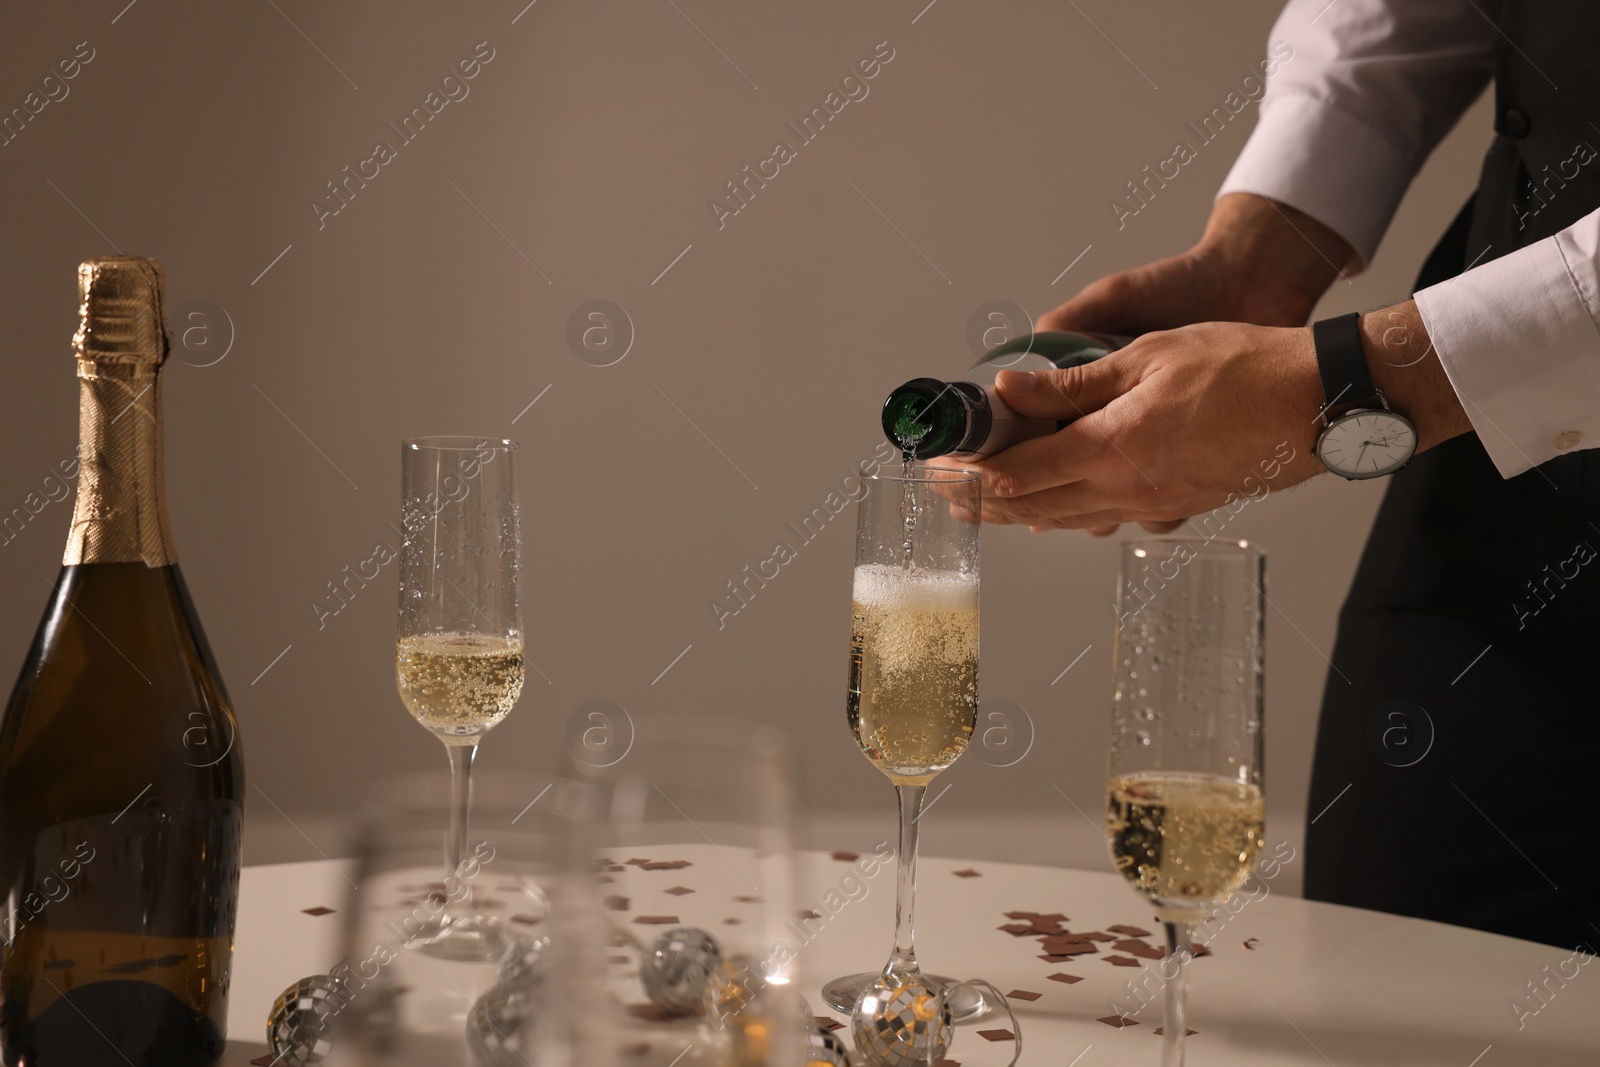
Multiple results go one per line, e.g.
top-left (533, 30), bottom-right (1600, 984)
top-left (821, 462), bottom-right (983, 1018)
top-left (1107, 538), bottom-right (1266, 1066)
top-left (397, 436), bottom-right (525, 961)
top-left (587, 714), bottom-right (808, 1067)
top-left (326, 770), bottom-right (602, 1067)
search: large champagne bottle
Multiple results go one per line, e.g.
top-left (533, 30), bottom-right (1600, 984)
top-left (881, 331), bottom-right (1124, 458)
top-left (0, 257), bottom-right (244, 1066)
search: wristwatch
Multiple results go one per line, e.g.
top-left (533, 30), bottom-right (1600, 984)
top-left (1313, 311), bottom-right (1416, 480)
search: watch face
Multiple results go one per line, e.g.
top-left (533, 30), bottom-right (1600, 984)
top-left (1317, 410), bottom-right (1416, 479)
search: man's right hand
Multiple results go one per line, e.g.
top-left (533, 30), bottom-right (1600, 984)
top-left (1033, 192), bottom-right (1358, 535)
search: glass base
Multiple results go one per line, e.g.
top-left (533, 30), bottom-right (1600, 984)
top-left (820, 972), bottom-right (987, 1022)
top-left (410, 914), bottom-right (515, 962)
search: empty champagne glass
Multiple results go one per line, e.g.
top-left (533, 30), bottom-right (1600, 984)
top-left (585, 714), bottom-right (808, 1067)
top-left (1107, 539), bottom-right (1266, 1066)
top-left (821, 462), bottom-right (983, 1020)
top-left (326, 771), bottom-right (604, 1067)
top-left (396, 436), bottom-right (524, 961)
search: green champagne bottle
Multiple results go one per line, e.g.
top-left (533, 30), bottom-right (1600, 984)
top-left (882, 331), bottom-right (1124, 458)
top-left (0, 257), bottom-right (244, 1066)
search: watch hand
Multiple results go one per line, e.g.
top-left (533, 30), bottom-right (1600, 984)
top-left (1355, 442), bottom-right (1371, 469)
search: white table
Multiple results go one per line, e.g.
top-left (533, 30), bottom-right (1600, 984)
top-left (225, 852), bottom-right (1598, 1066)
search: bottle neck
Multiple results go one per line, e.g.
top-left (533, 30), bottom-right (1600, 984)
top-left (65, 361), bottom-right (176, 567)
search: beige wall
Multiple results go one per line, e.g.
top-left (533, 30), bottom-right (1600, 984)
top-left (0, 1), bottom-right (1491, 882)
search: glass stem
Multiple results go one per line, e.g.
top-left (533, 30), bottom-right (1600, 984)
top-left (1161, 920), bottom-right (1190, 1067)
top-left (443, 742), bottom-right (479, 925)
top-left (885, 783), bottom-right (927, 979)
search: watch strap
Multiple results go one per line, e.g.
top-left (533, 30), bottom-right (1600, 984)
top-left (1312, 311), bottom-right (1377, 421)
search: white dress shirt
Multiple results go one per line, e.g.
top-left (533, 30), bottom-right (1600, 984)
top-left (1217, 0), bottom-right (1600, 478)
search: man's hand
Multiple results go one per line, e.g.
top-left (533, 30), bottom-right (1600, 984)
top-left (965, 302), bottom-right (1471, 531)
top-left (1032, 192), bottom-right (1359, 534)
top-left (967, 322), bottom-right (1325, 530)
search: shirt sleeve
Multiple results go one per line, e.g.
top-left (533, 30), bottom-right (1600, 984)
top-left (1218, 0), bottom-right (1501, 268)
top-left (1414, 206), bottom-right (1600, 477)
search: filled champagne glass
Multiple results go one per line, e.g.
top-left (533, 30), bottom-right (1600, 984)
top-left (397, 436), bottom-right (525, 961)
top-left (1107, 539), bottom-right (1266, 1066)
top-left (821, 462), bottom-right (982, 1018)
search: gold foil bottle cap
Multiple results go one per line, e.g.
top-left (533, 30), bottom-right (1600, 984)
top-left (73, 256), bottom-right (171, 371)
top-left (64, 255), bottom-right (177, 566)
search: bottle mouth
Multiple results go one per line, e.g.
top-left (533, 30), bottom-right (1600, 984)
top-left (883, 378), bottom-right (958, 458)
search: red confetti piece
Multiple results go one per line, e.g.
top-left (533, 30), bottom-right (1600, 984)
top-left (301, 906), bottom-right (336, 917)
top-left (977, 1029), bottom-right (1015, 1042)
top-left (603, 895), bottom-right (630, 911)
top-left (634, 915), bottom-right (680, 924)
top-left (642, 860), bottom-right (692, 870)
top-left (1047, 972), bottom-right (1083, 985)
top-left (608, 954), bottom-right (631, 964)
top-left (1039, 954), bottom-right (1074, 963)
top-left (1040, 937), bottom-right (1098, 956)
top-left (734, 895), bottom-right (762, 903)
top-left (1102, 955), bottom-right (1142, 967)
top-left (998, 923), bottom-right (1038, 937)
top-left (723, 917), bottom-right (742, 925)
top-left (1005, 989), bottom-right (1041, 1002)
top-left (1108, 924), bottom-right (1152, 937)
top-left (511, 914), bottom-right (542, 925)
top-left (607, 866), bottom-right (627, 872)
top-left (831, 851), bottom-right (860, 862)
top-left (1192, 944), bottom-right (1213, 957)
top-left (815, 1017), bottom-right (845, 1032)
top-left (1098, 1015), bottom-right (1139, 1028)
top-left (664, 886), bottom-right (695, 896)
top-left (953, 868), bottom-right (982, 878)
top-left (1153, 1027), bottom-right (1198, 1036)
top-left (1075, 931), bottom-right (1117, 942)
top-left (626, 859), bottom-right (652, 866)
top-left (627, 1002), bottom-right (675, 1021)
top-left (623, 1043), bottom-right (652, 1056)
top-left (1243, 938), bottom-right (1260, 951)
top-left (1114, 939), bottom-right (1165, 961)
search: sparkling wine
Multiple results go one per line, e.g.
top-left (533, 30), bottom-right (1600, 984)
top-left (0, 258), bottom-right (244, 1066)
top-left (847, 563), bottom-right (979, 785)
top-left (1107, 771), bottom-right (1265, 919)
top-left (396, 632), bottom-right (525, 743)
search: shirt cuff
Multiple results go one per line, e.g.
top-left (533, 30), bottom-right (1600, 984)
top-left (1217, 89), bottom-right (1418, 270)
top-left (1414, 232), bottom-right (1600, 479)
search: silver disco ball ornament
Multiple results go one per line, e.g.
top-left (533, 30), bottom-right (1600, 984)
top-left (466, 983), bottom-right (537, 1067)
top-left (642, 926), bottom-right (722, 1015)
top-left (267, 974), bottom-right (347, 1067)
top-left (850, 973), bottom-right (952, 1067)
top-left (806, 1023), bottom-right (854, 1067)
top-left (497, 935), bottom-right (551, 991)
